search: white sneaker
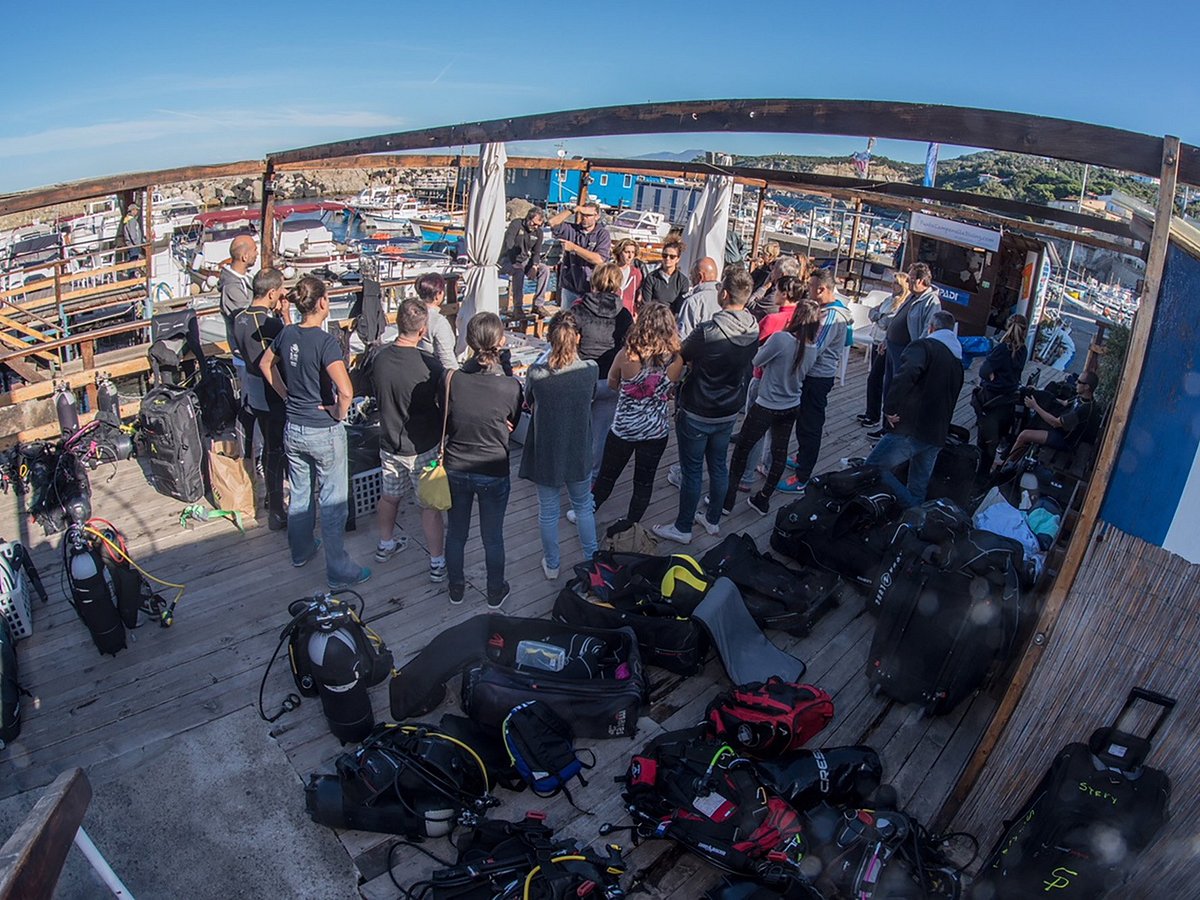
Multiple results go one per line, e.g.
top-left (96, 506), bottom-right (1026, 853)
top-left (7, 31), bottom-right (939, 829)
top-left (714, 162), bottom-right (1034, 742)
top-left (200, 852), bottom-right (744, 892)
top-left (541, 558), bottom-right (559, 580)
top-left (566, 508), bottom-right (577, 525)
top-left (694, 511), bottom-right (720, 537)
top-left (667, 465), bottom-right (682, 489)
top-left (652, 522), bottom-right (692, 544)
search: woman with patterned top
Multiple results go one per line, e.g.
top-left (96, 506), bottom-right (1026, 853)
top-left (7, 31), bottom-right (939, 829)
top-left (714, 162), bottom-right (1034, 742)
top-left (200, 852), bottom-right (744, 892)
top-left (587, 302), bottom-right (684, 527)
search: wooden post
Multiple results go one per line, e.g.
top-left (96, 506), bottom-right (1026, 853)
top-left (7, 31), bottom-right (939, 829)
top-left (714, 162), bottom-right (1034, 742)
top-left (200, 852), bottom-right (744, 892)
top-left (750, 187), bottom-right (768, 260)
top-left (937, 135), bottom-right (1183, 829)
top-left (260, 162), bottom-right (276, 269)
top-left (845, 200), bottom-right (863, 290)
top-left (81, 340), bottom-right (97, 410)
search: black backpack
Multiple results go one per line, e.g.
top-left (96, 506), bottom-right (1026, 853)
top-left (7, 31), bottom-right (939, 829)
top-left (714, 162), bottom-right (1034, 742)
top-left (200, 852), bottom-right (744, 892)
top-left (502, 700), bottom-right (594, 800)
top-left (148, 308), bottom-right (205, 387)
top-left (194, 356), bottom-right (242, 434)
top-left (770, 466), bottom-right (900, 587)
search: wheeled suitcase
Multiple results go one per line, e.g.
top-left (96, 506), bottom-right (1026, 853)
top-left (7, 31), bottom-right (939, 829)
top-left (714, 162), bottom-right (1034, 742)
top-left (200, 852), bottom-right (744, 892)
top-left (461, 616), bottom-right (645, 739)
top-left (701, 533), bottom-right (841, 635)
top-left (974, 688), bottom-right (1174, 899)
top-left (138, 385), bottom-right (206, 502)
top-left (926, 424), bottom-right (982, 509)
top-left (866, 522), bottom-right (1021, 715)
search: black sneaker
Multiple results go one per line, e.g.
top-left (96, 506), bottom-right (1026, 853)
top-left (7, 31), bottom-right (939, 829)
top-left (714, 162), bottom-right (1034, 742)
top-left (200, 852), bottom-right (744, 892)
top-left (866, 428), bottom-right (886, 441)
top-left (487, 583), bottom-right (510, 610)
top-left (857, 415), bottom-right (879, 427)
top-left (747, 493), bottom-right (771, 517)
top-left (449, 583), bottom-right (465, 605)
top-left (268, 512), bottom-right (287, 532)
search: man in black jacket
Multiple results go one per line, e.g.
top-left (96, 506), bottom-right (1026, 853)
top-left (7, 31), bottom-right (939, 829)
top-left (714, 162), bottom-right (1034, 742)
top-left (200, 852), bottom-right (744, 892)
top-left (654, 267), bottom-right (758, 545)
top-left (500, 207), bottom-right (548, 314)
top-left (865, 310), bottom-right (964, 507)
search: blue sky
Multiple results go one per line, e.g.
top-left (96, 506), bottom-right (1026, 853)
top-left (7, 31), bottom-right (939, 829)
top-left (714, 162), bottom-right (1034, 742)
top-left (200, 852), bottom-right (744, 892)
top-left (1, 0), bottom-right (1196, 194)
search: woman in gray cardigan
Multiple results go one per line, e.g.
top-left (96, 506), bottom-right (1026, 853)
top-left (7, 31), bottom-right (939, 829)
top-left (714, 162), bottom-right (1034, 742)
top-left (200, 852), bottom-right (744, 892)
top-left (519, 311), bottom-right (599, 580)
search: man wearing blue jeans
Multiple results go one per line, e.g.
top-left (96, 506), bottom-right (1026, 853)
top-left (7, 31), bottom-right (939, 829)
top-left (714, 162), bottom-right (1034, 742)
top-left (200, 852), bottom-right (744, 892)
top-left (654, 267), bottom-right (758, 545)
top-left (865, 310), bottom-right (964, 507)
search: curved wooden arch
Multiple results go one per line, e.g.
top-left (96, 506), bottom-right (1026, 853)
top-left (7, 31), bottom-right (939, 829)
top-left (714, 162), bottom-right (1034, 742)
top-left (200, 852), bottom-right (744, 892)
top-left (268, 98), bottom-right (1199, 185)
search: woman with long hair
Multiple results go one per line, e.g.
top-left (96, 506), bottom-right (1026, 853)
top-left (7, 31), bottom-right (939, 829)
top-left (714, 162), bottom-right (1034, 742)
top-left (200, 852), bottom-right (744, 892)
top-left (975, 314), bottom-right (1029, 475)
top-left (443, 312), bottom-right (524, 608)
top-left (859, 271), bottom-right (910, 427)
top-left (613, 238), bottom-right (644, 317)
top-left (519, 311), bottom-right (599, 580)
top-left (723, 299), bottom-right (823, 517)
top-left (572, 262), bottom-right (634, 477)
top-left (260, 275), bottom-right (370, 587)
top-left (588, 302), bottom-right (684, 528)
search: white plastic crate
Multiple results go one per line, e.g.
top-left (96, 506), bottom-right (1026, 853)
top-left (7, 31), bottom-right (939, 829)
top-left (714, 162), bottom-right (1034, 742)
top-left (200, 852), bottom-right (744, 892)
top-left (352, 467), bottom-right (383, 519)
top-left (0, 555), bottom-right (33, 640)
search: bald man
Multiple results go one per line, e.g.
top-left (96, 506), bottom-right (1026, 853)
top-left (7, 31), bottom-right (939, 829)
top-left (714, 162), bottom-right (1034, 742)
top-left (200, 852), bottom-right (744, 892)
top-left (220, 235), bottom-right (259, 358)
top-left (675, 257), bottom-right (721, 337)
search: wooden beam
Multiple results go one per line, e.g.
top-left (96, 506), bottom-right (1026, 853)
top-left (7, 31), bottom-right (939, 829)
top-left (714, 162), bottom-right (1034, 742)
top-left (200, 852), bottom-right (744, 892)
top-left (266, 100), bottom-right (1200, 185)
top-left (750, 188), bottom-right (768, 258)
top-left (0, 768), bottom-right (92, 900)
top-left (261, 162), bottom-right (276, 270)
top-left (0, 161), bottom-right (262, 217)
top-left (938, 135), bottom-right (1183, 828)
top-left (274, 154), bottom-right (585, 172)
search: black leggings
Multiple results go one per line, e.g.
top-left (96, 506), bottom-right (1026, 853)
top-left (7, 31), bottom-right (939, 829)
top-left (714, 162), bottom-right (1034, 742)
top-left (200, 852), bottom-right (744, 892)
top-left (725, 403), bottom-right (799, 510)
top-left (590, 432), bottom-right (668, 524)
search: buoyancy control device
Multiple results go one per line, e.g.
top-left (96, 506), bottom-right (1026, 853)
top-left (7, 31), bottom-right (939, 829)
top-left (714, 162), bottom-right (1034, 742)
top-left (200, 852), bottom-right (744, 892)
top-left (260, 592), bottom-right (393, 744)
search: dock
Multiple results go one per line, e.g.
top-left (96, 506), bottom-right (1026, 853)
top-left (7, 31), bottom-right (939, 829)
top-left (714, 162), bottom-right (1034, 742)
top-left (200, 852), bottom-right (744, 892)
top-left (1, 349), bottom-right (1010, 898)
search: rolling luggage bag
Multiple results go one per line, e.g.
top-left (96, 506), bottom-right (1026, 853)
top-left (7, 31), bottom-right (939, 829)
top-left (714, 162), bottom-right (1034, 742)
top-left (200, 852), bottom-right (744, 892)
top-left (866, 532), bottom-right (1021, 715)
top-left (700, 533), bottom-right (841, 636)
top-left (974, 688), bottom-right (1175, 899)
top-left (138, 385), bottom-right (206, 502)
top-left (461, 616), bottom-right (645, 739)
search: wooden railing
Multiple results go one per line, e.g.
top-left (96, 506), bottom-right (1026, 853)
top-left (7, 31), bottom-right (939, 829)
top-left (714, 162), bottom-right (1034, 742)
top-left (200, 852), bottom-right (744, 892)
top-left (0, 769), bottom-right (91, 900)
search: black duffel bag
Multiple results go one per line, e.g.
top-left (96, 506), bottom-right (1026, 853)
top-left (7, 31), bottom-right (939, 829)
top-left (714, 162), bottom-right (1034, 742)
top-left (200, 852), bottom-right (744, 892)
top-left (552, 552), bottom-right (709, 675)
top-left (700, 533), bottom-right (841, 636)
top-left (462, 616), bottom-right (645, 739)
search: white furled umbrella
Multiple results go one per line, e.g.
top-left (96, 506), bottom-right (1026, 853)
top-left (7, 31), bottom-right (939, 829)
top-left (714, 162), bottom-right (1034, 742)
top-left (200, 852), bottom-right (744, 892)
top-left (680, 174), bottom-right (734, 281)
top-left (456, 142), bottom-right (509, 354)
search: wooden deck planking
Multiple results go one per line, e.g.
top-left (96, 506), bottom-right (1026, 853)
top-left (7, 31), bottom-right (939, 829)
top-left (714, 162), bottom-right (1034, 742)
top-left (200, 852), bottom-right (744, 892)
top-left (1, 346), bottom-right (1008, 897)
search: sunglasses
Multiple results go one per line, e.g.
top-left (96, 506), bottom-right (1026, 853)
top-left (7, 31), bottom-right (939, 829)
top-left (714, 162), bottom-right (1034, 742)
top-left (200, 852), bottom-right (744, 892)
top-left (662, 253), bottom-right (679, 259)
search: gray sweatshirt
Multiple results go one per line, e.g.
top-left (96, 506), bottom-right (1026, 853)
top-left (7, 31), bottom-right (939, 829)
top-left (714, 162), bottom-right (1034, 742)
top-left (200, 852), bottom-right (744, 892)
top-left (753, 331), bottom-right (817, 410)
top-left (676, 281), bottom-right (721, 337)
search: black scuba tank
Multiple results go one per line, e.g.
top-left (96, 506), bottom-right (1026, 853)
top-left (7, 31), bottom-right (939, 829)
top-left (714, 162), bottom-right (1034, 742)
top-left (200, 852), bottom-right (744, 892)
top-left (54, 382), bottom-right (79, 437)
top-left (64, 525), bottom-right (125, 656)
top-left (96, 373), bottom-right (121, 419)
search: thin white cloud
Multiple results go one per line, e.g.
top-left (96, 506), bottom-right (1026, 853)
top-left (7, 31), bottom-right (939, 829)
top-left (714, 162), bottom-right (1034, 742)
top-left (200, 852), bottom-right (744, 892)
top-left (0, 109), bottom-right (406, 160)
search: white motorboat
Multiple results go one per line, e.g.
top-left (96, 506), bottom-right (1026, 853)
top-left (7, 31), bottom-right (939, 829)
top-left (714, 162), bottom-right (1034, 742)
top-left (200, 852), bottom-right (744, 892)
top-left (151, 194), bottom-right (201, 239)
top-left (608, 209), bottom-right (671, 243)
top-left (276, 216), bottom-right (359, 276)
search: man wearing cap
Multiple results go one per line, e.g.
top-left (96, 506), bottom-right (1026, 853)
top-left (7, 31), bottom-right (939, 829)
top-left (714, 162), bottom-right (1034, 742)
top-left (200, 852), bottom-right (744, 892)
top-left (1004, 370), bottom-right (1099, 464)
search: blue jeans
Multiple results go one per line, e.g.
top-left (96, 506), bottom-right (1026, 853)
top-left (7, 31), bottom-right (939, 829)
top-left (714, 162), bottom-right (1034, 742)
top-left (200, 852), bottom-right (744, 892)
top-left (674, 410), bottom-right (734, 532)
top-left (866, 433), bottom-right (940, 508)
top-left (284, 422), bottom-right (361, 584)
top-left (446, 470), bottom-right (511, 596)
top-left (536, 480), bottom-right (598, 570)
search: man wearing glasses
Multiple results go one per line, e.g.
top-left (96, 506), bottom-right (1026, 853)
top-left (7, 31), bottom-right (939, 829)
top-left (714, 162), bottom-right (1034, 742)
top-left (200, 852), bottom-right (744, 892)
top-left (549, 201), bottom-right (612, 305)
top-left (500, 207), bottom-right (549, 315)
top-left (640, 236), bottom-right (691, 314)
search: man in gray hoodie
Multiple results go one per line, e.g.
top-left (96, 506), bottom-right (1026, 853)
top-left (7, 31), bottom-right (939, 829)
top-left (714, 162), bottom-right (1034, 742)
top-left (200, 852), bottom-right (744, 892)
top-left (866, 310), bottom-right (964, 507)
top-left (675, 257), bottom-right (721, 337)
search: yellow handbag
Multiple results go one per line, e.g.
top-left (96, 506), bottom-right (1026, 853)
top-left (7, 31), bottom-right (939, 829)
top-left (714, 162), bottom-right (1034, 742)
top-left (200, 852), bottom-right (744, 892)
top-left (416, 371), bottom-right (453, 511)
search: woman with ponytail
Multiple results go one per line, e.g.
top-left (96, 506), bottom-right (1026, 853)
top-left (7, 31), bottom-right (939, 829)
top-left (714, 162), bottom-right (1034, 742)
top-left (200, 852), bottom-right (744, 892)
top-left (519, 310), bottom-right (599, 580)
top-left (442, 312), bottom-right (524, 607)
top-left (260, 275), bottom-right (370, 588)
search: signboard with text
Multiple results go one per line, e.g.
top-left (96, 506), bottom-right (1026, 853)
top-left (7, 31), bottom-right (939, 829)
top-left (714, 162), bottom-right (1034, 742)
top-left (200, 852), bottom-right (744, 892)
top-left (910, 212), bottom-right (1002, 252)
top-left (934, 282), bottom-right (973, 307)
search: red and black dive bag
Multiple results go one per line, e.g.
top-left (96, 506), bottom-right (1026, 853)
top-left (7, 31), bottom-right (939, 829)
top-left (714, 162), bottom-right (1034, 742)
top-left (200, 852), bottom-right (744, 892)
top-left (706, 678), bottom-right (834, 758)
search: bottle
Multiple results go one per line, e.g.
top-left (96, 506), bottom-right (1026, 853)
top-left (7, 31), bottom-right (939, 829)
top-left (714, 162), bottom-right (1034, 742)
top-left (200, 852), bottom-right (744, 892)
top-left (96, 373), bottom-right (121, 419)
top-left (54, 382), bottom-right (79, 437)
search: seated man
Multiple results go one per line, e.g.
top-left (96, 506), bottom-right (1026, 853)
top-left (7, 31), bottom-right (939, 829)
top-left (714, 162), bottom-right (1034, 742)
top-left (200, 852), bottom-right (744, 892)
top-left (1004, 370), bottom-right (1099, 463)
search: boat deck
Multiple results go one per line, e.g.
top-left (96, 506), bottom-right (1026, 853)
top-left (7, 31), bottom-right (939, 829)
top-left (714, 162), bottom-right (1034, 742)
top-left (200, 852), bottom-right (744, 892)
top-left (0, 348), bottom-right (1005, 898)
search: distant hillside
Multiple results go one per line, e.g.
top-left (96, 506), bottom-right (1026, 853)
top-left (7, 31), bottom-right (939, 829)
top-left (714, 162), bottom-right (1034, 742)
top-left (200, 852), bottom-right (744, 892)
top-left (720, 150), bottom-right (1163, 209)
top-left (632, 149), bottom-right (708, 162)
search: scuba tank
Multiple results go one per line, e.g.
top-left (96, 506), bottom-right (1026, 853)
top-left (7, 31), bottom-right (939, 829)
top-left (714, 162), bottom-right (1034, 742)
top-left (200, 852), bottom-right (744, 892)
top-left (54, 382), bottom-right (79, 438)
top-left (87, 519), bottom-right (149, 630)
top-left (263, 593), bottom-right (392, 744)
top-left (63, 524), bottom-right (126, 656)
top-left (96, 372), bottom-right (121, 419)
